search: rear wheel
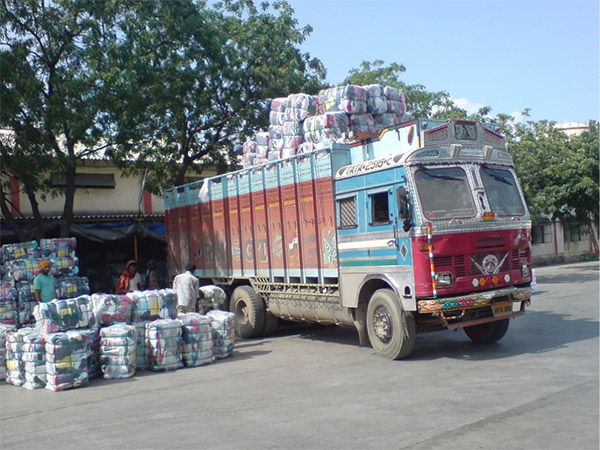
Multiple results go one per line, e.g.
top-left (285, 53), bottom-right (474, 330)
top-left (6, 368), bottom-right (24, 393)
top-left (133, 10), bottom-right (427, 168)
top-left (366, 289), bottom-right (416, 360)
top-left (230, 286), bottom-right (265, 338)
top-left (464, 318), bottom-right (510, 344)
top-left (261, 309), bottom-right (279, 336)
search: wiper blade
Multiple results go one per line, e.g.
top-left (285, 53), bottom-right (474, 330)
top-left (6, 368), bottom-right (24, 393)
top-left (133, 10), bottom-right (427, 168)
top-left (420, 171), bottom-right (463, 181)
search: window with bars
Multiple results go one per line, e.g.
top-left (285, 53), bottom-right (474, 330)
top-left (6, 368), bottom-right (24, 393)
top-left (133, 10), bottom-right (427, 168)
top-left (532, 224), bottom-right (553, 244)
top-left (338, 197), bottom-right (357, 229)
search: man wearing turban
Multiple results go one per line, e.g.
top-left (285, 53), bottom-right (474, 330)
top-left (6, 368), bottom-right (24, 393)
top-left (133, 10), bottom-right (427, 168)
top-left (34, 260), bottom-right (57, 303)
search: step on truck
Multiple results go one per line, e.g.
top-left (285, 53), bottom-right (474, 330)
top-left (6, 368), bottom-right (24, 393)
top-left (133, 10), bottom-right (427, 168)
top-left (164, 119), bottom-right (533, 359)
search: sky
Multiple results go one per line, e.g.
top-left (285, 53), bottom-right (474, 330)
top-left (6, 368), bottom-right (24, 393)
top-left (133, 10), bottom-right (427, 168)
top-left (285, 0), bottom-right (599, 124)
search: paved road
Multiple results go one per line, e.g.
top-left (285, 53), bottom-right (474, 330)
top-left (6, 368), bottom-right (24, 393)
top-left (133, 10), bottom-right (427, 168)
top-left (1, 261), bottom-right (598, 450)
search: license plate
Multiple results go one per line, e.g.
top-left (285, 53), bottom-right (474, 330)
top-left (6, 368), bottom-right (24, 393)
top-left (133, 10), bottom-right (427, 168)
top-left (492, 301), bottom-right (513, 317)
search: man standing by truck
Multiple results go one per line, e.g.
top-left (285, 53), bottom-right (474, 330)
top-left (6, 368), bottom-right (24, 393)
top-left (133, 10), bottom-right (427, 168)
top-left (173, 263), bottom-right (200, 314)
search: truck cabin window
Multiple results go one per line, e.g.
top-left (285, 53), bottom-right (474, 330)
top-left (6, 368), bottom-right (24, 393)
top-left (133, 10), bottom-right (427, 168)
top-left (338, 197), bottom-right (357, 228)
top-left (370, 192), bottom-right (390, 224)
top-left (415, 167), bottom-right (476, 220)
top-left (480, 167), bottom-right (525, 216)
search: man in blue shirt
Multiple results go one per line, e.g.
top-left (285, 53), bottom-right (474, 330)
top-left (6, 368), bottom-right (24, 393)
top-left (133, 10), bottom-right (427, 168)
top-left (34, 260), bottom-right (56, 303)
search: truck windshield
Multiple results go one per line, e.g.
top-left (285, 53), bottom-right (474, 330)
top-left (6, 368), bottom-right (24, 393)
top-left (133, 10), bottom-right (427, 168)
top-left (480, 167), bottom-right (525, 216)
top-left (415, 167), bottom-right (476, 220)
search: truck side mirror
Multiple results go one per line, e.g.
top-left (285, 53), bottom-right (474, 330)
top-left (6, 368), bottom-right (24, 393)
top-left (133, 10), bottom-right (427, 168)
top-left (396, 186), bottom-right (413, 232)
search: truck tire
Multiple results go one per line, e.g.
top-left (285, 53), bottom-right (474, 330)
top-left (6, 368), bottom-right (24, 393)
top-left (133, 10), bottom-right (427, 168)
top-left (366, 289), bottom-right (416, 360)
top-left (230, 286), bottom-right (265, 339)
top-left (261, 309), bottom-right (279, 337)
top-left (464, 318), bottom-right (510, 344)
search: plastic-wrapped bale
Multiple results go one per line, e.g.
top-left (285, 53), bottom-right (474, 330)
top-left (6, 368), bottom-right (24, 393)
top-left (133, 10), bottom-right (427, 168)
top-left (100, 324), bottom-right (136, 379)
top-left (268, 138), bottom-right (284, 154)
top-left (364, 84), bottom-right (389, 115)
top-left (4, 259), bottom-right (40, 282)
top-left (268, 125), bottom-right (283, 140)
top-left (179, 313), bottom-right (214, 367)
top-left (146, 319), bottom-right (183, 371)
top-left (21, 332), bottom-right (46, 389)
top-left (285, 93), bottom-right (318, 121)
top-left (349, 113), bottom-right (376, 136)
top-left (206, 310), bottom-right (235, 359)
top-left (269, 111), bottom-right (285, 126)
top-left (158, 289), bottom-right (178, 319)
top-left (16, 280), bottom-right (36, 326)
top-left (130, 290), bottom-right (161, 322)
top-left (34, 295), bottom-right (95, 334)
top-left (256, 144), bottom-right (269, 159)
top-left (92, 293), bottom-right (132, 326)
top-left (0, 282), bottom-right (18, 325)
top-left (383, 86), bottom-right (406, 117)
top-left (56, 276), bottom-right (90, 299)
top-left (270, 97), bottom-right (287, 113)
top-left (242, 151), bottom-right (256, 168)
top-left (2, 241), bottom-right (40, 261)
top-left (133, 321), bottom-right (150, 371)
top-left (298, 142), bottom-right (315, 154)
top-left (318, 85), bottom-right (367, 115)
top-left (40, 238), bottom-right (77, 259)
top-left (45, 330), bottom-right (89, 391)
top-left (303, 112), bottom-right (350, 144)
top-left (79, 328), bottom-right (100, 379)
top-left (49, 256), bottom-right (79, 277)
top-left (0, 324), bottom-right (16, 381)
top-left (373, 113), bottom-right (401, 132)
top-left (267, 150), bottom-right (282, 162)
top-left (6, 327), bottom-right (40, 387)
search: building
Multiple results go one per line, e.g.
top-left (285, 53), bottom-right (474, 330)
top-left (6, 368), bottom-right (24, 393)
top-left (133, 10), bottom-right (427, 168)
top-left (1, 158), bottom-right (215, 292)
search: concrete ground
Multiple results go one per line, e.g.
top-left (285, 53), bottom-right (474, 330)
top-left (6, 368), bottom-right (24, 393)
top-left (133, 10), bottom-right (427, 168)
top-left (1, 261), bottom-right (598, 450)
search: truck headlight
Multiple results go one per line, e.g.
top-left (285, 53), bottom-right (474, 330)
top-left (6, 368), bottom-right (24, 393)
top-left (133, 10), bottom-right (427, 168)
top-left (521, 264), bottom-right (531, 278)
top-left (436, 272), bottom-right (453, 287)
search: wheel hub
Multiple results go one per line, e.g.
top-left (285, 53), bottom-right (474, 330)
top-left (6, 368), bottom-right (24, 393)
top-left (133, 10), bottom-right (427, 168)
top-left (235, 301), bottom-right (249, 326)
top-left (373, 305), bottom-right (392, 343)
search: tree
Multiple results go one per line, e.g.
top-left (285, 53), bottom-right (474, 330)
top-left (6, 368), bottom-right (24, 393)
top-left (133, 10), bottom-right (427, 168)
top-left (342, 60), bottom-right (468, 119)
top-left (0, 0), bottom-right (126, 238)
top-left (107, 0), bottom-right (326, 191)
top-left (506, 119), bottom-right (599, 226)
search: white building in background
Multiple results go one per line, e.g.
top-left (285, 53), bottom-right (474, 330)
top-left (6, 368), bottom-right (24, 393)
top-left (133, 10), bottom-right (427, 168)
top-left (555, 121), bottom-right (589, 137)
top-left (531, 220), bottom-right (598, 265)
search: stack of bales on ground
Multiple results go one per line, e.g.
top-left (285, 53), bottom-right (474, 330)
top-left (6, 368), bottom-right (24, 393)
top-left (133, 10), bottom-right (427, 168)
top-left (241, 84), bottom-right (407, 168)
top-left (0, 239), bottom-right (90, 327)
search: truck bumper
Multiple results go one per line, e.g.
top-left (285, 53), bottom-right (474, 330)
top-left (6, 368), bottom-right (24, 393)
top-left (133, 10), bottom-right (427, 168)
top-left (417, 286), bottom-right (532, 313)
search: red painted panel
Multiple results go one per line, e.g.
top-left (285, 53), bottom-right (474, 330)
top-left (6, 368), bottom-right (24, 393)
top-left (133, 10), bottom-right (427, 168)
top-left (189, 202), bottom-right (204, 271)
top-left (239, 192), bottom-right (254, 274)
top-left (281, 185), bottom-right (300, 270)
top-left (412, 228), bottom-right (532, 297)
top-left (314, 177), bottom-right (337, 269)
top-left (251, 189), bottom-right (269, 270)
top-left (143, 190), bottom-right (153, 214)
top-left (298, 181), bottom-right (318, 269)
top-left (200, 199), bottom-right (213, 273)
top-left (266, 188), bottom-right (285, 271)
top-left (212, 196), bottom-right (228, 273)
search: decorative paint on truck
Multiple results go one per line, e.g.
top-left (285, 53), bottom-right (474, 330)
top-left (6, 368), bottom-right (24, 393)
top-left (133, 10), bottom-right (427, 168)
top-left (164, 119), bottom-right (533, 359)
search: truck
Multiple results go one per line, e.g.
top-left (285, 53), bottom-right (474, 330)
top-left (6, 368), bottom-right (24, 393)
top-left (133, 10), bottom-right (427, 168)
top-left (164, 119), bottom-right (533, 359)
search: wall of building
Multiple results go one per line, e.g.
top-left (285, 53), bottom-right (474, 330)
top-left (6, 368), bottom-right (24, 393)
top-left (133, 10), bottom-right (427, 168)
top-left (532, 220), bottom-right (598, 265)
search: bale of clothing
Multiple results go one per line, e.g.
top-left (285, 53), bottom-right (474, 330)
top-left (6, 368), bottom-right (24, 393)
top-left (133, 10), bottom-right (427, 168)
top-left (241, 83), bottom-right (407, 169)
top-left (206, 310), bottom-right (235, 359)
top-left (179, 313), bottom-right (214, 367)
top-left (100, 324), bottom-right (136, 379)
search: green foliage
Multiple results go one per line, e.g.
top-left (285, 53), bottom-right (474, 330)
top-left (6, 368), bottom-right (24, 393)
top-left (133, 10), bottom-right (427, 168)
top-left (506, 119), bottom-right (599, 222)
top-left (106, 0), bottom-right (327, 190)
top-left (342, 60), bottom-right (468, 119)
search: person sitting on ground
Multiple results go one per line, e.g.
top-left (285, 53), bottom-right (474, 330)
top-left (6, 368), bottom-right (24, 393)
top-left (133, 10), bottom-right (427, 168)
top-left (173, 263), bottom-right (200, 314)
top-left (115, 260), bottom-right (142, 294)
top-left (34, 260), bottom-right (57, 303)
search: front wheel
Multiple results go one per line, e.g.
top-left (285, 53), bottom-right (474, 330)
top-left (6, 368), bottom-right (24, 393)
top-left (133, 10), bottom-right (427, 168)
top-left (229, 286), bottom-right (265, 339)
top-left (464, 318), bottom-right (510, 344)
top-left (366, 289), bottom-right (416, 360)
